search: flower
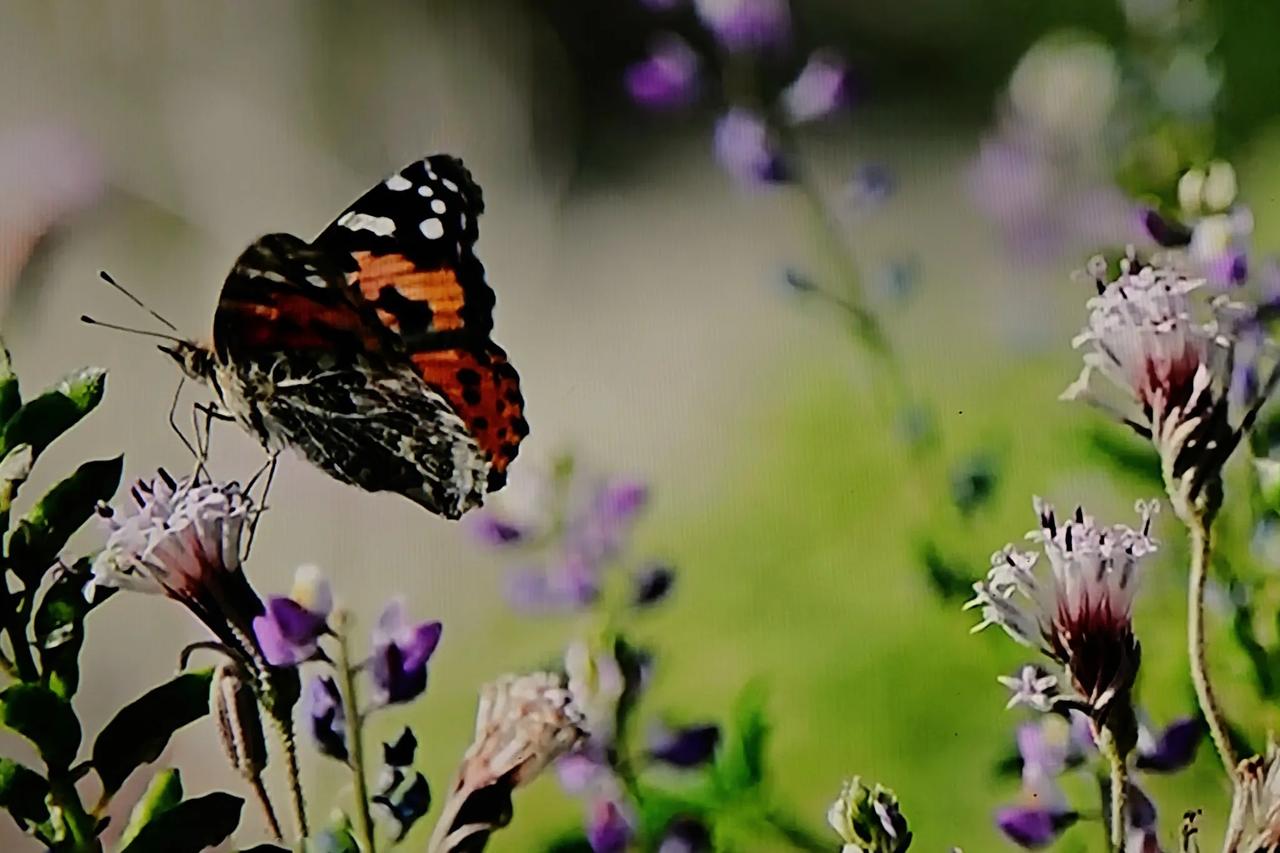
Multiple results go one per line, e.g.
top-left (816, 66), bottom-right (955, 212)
top-left (253, 564), bottom-right (332, 667)
top-left (87, 472), bottom-right (267, 664)
top-left (694, 0), bottom-right (790, 52)
top-left (383, 727), bottom-right (418, 768)
top-left (633, 562), bottom-right (676, 607)
top-left (967, 498), bottom-right (1156, 719)
top-left (648, 722), bottom-right (720, 767)
top-left (1227, 743), bottom-right (1280, 850)
top-left (565, 638), bottom-right (626, 742)
top-left (827, 777), bottom-right (912, 853)
top-left (995, 806), bottom-right (1078, 849)
top-left (625, 34), bottom-right (699, 109)
top-left (1135, 717), bottom-right (1202, 772)
top-left (586, 798), bottom-right (634, 853)
top-left (306, 675), bottom-right (347, 761)
top-left (369, 598), bottom-right (443, 705)
top-left (659, 817), bottom-right (712, 852)
top-left (847, 164), bottom-right (897, 211)
top-left (372, 772), bottom-right (431, 843)
top-left (714, 109), bottom-right (789, 187)
top-left (997, 665), bottom-right (1059, 713)
top-left (781, 51), bottom-right (852, 123)
top-left (1063, 254), bottom-right (1261, 516)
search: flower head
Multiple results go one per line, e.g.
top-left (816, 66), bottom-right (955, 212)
top-left (306, 675), bottom-right (347, 761)
top-left (625, 34), bottom-right (700, 110)
top-left (997, 665), bottom-right (1059, 713)
top-left (694, 0), bottom-right (790, 52)
top-left (253, 564), bottom-right (332, 667)
top-left (88, 472), bottom-right (266, 662)
top-left (586, 798), bottom-right (634, 853)
top-left (1136, 717), bottom-right (1202, 772)
top-left (827, 777), bottom-right (912, 853)
top-left (1227, 742), bottom-right (1280, 850)
top-left (369, 599), bottom-right (443, 705)
top-left (714, 109), bottom-right (789, 188)
top-left (995, 806), bottom-right (1078, 849)
top-left (967, 499), bottom-right (1156, 717)
top-left (782, 51), bottom-right (852, 123)
top-left (1064, 254), bottom-right (1263, 516)
top-left (566, 638), bottom-right (626, 742)
top-left (648, 722), bottom-right (720, 768)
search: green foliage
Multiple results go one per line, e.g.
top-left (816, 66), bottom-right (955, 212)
top-left (118, 769), bottom-right (183, 848)
top-left (116, 792), bottom-right (244, 853)
top-left (0, 757), bottom-right (51, 829)
top-left (0, 366), bottom-right (106, 460)
top-left (710, 683), bottom-right (769, 795)
top-left (33, 562), bottom-right (97, 699)
top-left (93, 669), bottom-right (215, 797)
top-left (8, 455), bottom-right (122, 584)
top-left (0, 682), bottom-right (81, 770)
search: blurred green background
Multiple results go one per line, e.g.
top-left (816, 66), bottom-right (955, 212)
top-left (3, 0), bottom-right (1280, 850)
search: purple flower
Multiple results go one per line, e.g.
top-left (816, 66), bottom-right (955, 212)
top-left (659, 817), bottom-right (712, 852)
top-left (1128, 782), bottom-right (1157, 831)
top-left (370, 599), bottom-right (443, 705)
top-left (625, 35), bottom-right (699, 109)
top-left (506, 554), bottom-right (601, 612)
top-left (649, 722), bottom-right (720, 767)
top-left (781, 51), bottom-right (852, 123)
top-left (383, 727), bottom-right (418, 768)
top-left (847, 164), bottom-right (897, 211)
top-left (253, 565), bottom-right (332, 667)
top-left (633, 563), bottom-right (676, 607)
top-left (372, 772), bottom-right (431, 842)
top-left (556, 746), bottom-right (611, 794)
top-left (587, 798), bottom-right (634, 853)
top-left (467, 512), bottom-right (528, 547)
top-left (1140, 208), bottom-right (1193, 248)
top-left (306, 675), bottom-right (347, 761)
top-left (714, 109), bottom-right (789, 187)
top-left (995, 806), bottom-right (1078, 848)
top-left (695, 0), bottom-right (790, 52)
top-left (1136, 717), bottom-right (1202, 772)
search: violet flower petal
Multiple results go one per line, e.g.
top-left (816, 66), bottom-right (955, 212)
top-left (625, 35), bottom-right (699, 109)
top-left (996, 806), bottom-right (1078, 849)
top-left (587, 799), bottom-right (633, 853)
top-left (649, 723), bottom-right (720, 767)
top-left (1136, 717), bottom-right (1202, 772)
top-left (714, 109), bottom-right (789, 187)
top-left (306, 675), bottom-right (347, 761)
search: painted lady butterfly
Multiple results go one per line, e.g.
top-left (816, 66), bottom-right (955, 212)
top-left (160, 155), bottom-right (526, 519)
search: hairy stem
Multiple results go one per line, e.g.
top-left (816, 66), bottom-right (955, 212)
top-left (272, 713), bottom-right (309, 842)
top-left (427, 778), bottom-right (479, 853)
top-left (334, 611), bottom-right (376, 853)
top-left (1187, 513), bottom-right (1238, 778)
top-left (1098, 729), bottom-right (1128, 852)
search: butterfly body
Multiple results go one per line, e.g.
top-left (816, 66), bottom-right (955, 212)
top-left (162, 155), bottom-right (526, 519)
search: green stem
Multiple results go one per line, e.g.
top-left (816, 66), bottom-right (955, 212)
top-left (334, 611), bottom-right (376, 853)
top-left (1187, 512), bottom-right (1238, 778)
top-left (1098, 729), bottom-right (1128, 852)
top-left (0, 574), bottom-right (36, 681)
top-left (764, 810), bottom-right (834, 852)
top-left (271, 712), bottom-right (308, 842)
top-left (49, 776), bottom-right (101, 852)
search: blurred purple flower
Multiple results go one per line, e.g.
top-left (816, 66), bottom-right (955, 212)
top-left (372, 772), bottom-right (432, 842)
top-left (847, 164), bottom-right (897, 211)
top-left (1136, 717), bottom-right (1202, 772)
top-left (369, 600), bottom-right (443, 705)
top-left (507, 554), bottom-right (601, 612)
top-left (782, 51), bottom-right (852, 123)
top-left (649, 722), bottom-right (720, 767)
top-left (1140, 208), bottom-right (1193, 248)
top-left (587, 798), bottom-right (634, 853)
top-left (714, 109), bottom-right (789, 187)
top-left (626, 34), bottom-right (700, 110)
top-left (1016, 722), bottom-right (1067, 782)
top-left (995, 806), bottom-right (1078, 848)
top-left (659, 817), bottom-right (712, 852)
top-left (253, 565), bottom-right (332, 667)
top-left (1128, 782), bottom-right (1157, 831)
top-left (468, 513), bottom-right (528, 547)
top-left (557, 745), bottom-right (611, 794)
top-left (695, 0), bottom-right (789, 52)
top-left (633, 562), bottom-right (676, 606)
top-left (306, 675), bottom-right (347, 761)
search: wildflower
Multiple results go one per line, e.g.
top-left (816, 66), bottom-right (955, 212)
top-left (556, 744), bottom-right (611, 794)
top-left (253, 564), bottom-right (332, 667)
top-left (995, 806), bottom-right (1078, 849)
top-left (306, 675), bottom-right (347, 761)
top-left (659, 817), bottom-right (712, 852)
top-left (648, 722), bottom-right (720, 768)
top-left (1064, 254), bottom-right (1266, 517)
top-left (1135, 717), bottom-right (1202, 772)
top-left (383, 727), bottom-right (417, 768)
top-left (847, 164), bottom-right (897, 211)
top-left (781, 51), bottom-right (852, 123)
top-left (87, 472), bottom-right (266, 666)
top-left (1226, 743), bottom-right (1280, 850)
top-left (827, 777), bottom-right (912, 853)
top-left (633, 562), bottom-right (676, 607)
top-left (694, 0), bottom-right (790, 52)
top-left (566, 638), bottom-right (626, 742)
top-left (625, 34), bottom-right (700, 110)
top-left (211, 661), bottom-right (280, 840)
top-left (714, 109), bottom-right (789, 187)
top-left (997, 665), bottom-right (1059, 713)
top-left (369, 598), bottom-right (442, 705)
top-left (586, 798), bottom-right (634, 852)
top-left (372, 771), bottom-right (431, 843)
top-left (967, 498), bottom-right (1156, 725)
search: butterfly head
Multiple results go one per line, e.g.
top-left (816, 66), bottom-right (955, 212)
top-left (160, 340), bottom-right (216, 383)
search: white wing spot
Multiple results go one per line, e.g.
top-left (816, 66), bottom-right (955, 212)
top-left (338, 211), bottom-right (397, 236)
top-left (420, 218), bottom-right (445, 239)
top-left (431, 199), bottom-right (447, 214)
top-left (417, 185), bottom-right (433, 197)
top-left (384, 174), bottom-right (412, 191)
top-left (441, 178), bottom-right (459, 192)
top-left (426, 169), bottom-right (438, 180)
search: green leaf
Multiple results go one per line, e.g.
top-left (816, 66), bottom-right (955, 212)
top-left (117, 792), bottom-right (243, 853)
top-left (33, 563), bottom-right (96, 699)
top-left (0, 443), bottom-right (33, 516)
top-left (8, 456), bottom-right (123, 585)
top-left (118, 769), bottom-right (183, 849)
top-left (0, 757), bottom-right (50, 828)
top-left (0, 343), bottom-right (20, 424)
top-left (0, 683), bottom-right (81, 770)
top-left (93, 669), bottom-right (214, 796)
top-left (0, 367), bottom-right (106, 459)
top-left (712, 683), bottom-right (769, 795)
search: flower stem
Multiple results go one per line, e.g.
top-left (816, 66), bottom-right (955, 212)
top-left (1187, 512), bottom-right (1238, 778)
top-left (334, 611), bottom-right (377, 853)
top-left (272, 713), bottom-right (309, 842)
top-left (1098, 728), bottom-right (1128, 852)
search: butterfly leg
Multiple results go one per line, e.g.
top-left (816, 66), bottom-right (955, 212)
top-left (166, 376), bottom-right (201, 463)
top-left (243, 451), bottom-right (279, 559)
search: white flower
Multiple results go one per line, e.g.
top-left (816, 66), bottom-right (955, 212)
top-left (967, 499), bottom-right (1157, 712)
top-left (460, 672), bottom-right (585, 791)
top-left (997, 665), bottom-right (1059, 712)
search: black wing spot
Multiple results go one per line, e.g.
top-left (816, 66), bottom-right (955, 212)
top-left (456, 368), bottom-right (482, 386)
top-left (462, 386), bottom-right (482, 406)
top-left (511, 416), bottom-right (530, 438)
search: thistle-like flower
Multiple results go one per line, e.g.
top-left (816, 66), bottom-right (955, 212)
top-left (1225, 742), bottom-right (1280, 851)
top-left (827, 777), bottom-right (912, 853)
top-left (86, 471), bottom-right (267, 669)
top-left (1063, 254), bottom-right (1266, 519)
top-left (967, 498), bottom-right (1156, 731)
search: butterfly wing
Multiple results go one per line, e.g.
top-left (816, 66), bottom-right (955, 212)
top-left (311, 155), bottom-right (527, 491)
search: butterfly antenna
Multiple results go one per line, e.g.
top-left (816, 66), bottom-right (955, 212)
top-left (79, 314), bottom-right (186, 343)
top-left (98, 269), bottom-right (179, 331)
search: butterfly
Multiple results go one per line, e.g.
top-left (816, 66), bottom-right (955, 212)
top-left (146, 155), bottom-right (526, 519)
